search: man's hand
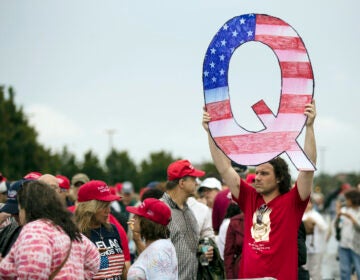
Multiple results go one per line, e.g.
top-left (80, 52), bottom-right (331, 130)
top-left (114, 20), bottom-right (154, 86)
top-left (202, 107), bottom-right (211, 132)
top-left (205, 245), bottom-right (214, 262)
top-left (305, 99), bottom-right (316, 127)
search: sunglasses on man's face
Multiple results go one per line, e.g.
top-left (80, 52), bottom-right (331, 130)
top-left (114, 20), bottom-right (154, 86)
top-left (256, 204), bottom-right (269, 225)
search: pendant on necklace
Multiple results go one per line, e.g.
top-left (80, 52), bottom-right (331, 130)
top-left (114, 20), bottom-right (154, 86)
top-left (93, 226), bottom-right (104, 241)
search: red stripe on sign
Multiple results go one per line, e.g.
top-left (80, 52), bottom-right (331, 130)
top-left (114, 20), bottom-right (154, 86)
top-left (255, 35), bottom-right (305, 51)
top-left (215, 131), bottom-right (299, 154)
top-left (207, 100), bottom-right (232, 121)
top-left (279, 94), bottom-right (312, 113)
top-left (256, 14), bottom-right (288, 26)
top-left (280, 62), bottom-right (313, 79)
top-left (252, 100), bottom-right (273, 115)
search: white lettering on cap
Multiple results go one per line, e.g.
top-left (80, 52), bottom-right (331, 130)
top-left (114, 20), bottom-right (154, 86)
top-left (98, 185), bottom-right (110, 193)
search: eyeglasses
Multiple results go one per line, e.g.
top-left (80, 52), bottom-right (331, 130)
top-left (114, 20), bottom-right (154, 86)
top-left (256, 204), bottom-right (269, 225)
top-left (74, 182), bottom-right (84, 188)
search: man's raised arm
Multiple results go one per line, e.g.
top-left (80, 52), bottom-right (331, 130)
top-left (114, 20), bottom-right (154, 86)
top-left (297, 100), bottom-right (317, 200)
top-left (202, 109), bottom-right (240, 198)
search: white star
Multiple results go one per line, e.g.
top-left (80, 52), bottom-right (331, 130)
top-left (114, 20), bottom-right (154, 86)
top-left (223, 24), bottom-right (228, 30)
top-left (230, 47), bottom-right (235, 53)
top-left (221, 39), bottom-right (226, 46)
top-left (240, 40), bottom-right (245, 44)
top-left (210, 62), bottom-right (215, 68)
top-left (247, 30), bottom-right (253, 37)
top-left (204, 71), bottom-right (209, 77)
top-left (220, 69), bottom-right (225, 75)
top-left (212, 76), bottom-right (217, 82)
top-left (232, 30), bottom-right (238, 37)
top-left (219, 54), bottom-right (225, 61)
top-left (210, 48), bottom-right (216, 54)
top-left (240, 18), bottom-right (246, 24)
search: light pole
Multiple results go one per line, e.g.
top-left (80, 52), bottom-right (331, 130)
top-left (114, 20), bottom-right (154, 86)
top-left (105, 129), bottom-right (117, 151)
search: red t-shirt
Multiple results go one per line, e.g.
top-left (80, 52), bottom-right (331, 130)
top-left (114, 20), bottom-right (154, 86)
top-left (233, 180), bottom-right (309, 280)
top-left (68, 205), bottom-right (130, 262)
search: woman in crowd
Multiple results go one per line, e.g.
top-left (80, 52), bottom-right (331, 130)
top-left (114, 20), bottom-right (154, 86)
top-left (74, 180), bottom-right (129, 279)
top-left (335, 188), bottom-right (360, 280)
top-left (126, 198), bottom-right (178, 279)
top-left (0, 180), bottom-right (100, 279)
top-left (302, 196), bottom-right (328, 280)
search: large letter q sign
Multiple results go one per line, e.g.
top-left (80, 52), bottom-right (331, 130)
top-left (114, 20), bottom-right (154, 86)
top-left (203, 14), bottom-right (316, 171)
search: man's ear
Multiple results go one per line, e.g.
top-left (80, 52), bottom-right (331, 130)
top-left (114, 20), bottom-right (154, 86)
top-left (178, 178), bottom-right (185, 189)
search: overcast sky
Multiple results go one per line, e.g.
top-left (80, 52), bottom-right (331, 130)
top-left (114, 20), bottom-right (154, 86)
top-left (0, 1), bottom-right (359, 177)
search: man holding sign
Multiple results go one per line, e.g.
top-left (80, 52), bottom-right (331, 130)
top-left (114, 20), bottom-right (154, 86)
top-left (202, 100), bottom-right (317, 279)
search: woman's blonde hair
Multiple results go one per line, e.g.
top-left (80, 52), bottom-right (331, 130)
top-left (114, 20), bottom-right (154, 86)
top-left (74, 200), bottom-right (111, 237)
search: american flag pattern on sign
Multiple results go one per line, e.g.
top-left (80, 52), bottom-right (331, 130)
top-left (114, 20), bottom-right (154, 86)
top-left (203, 14), bottom-right (316, 171)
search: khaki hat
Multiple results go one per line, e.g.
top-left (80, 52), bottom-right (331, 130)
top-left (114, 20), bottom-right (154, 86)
top-left (71, 173), bottom-right (90, 186)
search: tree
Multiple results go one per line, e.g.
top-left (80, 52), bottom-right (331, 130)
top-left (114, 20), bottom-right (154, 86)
top-left (81, 150), bottom-right (106, 181)
top-left (105, 149), bottom-right (138, 187)
top-left (56, 146), bottom-right (81, 179)
top-left (138, 150), bottom-right (176, 189)
top-left (200, 161), bottom-right (219, 178)
top-left (0, 86), bottom-right (59, 179)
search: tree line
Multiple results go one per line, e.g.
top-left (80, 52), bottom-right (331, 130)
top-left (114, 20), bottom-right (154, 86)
top-left (0, 86), bottom-right (359, 195)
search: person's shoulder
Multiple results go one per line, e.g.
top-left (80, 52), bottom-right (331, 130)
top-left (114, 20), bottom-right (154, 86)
top-left (214, 189), bottom-right (231, 205)
top-left (188, 197), bottom-right (209, 210)
top-left (153, 238), bottom-right (174, 247)
top-left (21, 220), bottom-right (54, 239)
top-left (24, 219), bottom-right (47, 229)
top-left (147, 239), bottom-right (176, 256)
top-left (160, 193), bottom-right (175, 208)
top-left (231, 213), bottom-right (244, 221)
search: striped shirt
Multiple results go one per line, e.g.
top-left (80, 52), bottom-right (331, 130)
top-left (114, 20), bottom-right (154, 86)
top-left (161, 193), bottom-right (200, 280)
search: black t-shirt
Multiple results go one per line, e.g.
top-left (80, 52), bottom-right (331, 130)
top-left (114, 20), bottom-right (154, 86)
top-left (89, 224), bottom-right (125, 280)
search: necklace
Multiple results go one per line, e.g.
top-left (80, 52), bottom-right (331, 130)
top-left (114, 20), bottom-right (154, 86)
top-left (91, 225), bottom-right (108, 253)
top-left (92, 225), bottom-right (104, 241)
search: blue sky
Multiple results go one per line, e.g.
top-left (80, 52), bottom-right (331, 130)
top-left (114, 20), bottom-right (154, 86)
top-left (0, 0), bottom-right (359, 177)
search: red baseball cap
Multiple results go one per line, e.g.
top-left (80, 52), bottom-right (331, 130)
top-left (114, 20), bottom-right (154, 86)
top-left (167, 159), bottom-right (205, 181)
top-left (246, 173), bottom-right (256, 184)
top-left (126, 198), bottom-right (171, 226)
top-left (56, 175), bottom-right (70, 190)
top-left (24, 171), bottom-right (42, 180)
top-left (77, 180), bottom-right (121, 202)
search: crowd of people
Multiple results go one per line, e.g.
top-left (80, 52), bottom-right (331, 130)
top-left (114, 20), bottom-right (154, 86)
top-left (0, 100), bottom-right (360, 279)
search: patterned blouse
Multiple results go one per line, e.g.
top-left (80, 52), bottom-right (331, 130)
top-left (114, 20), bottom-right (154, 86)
top-left (0, 219), bottom-right (100, 279)
top-left (127, 239), bottom-right (178, 280)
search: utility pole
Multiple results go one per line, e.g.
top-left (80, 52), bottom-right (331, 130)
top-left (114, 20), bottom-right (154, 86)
top-left (105, 129), bottom-right (117, 151)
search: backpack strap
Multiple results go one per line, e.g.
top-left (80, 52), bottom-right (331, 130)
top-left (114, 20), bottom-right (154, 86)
top-left (49, 242), bottom-right (72, 280)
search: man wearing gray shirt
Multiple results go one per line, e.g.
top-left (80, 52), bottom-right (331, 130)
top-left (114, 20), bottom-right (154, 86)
top-left (162, 159), bottom-right (213, 280)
